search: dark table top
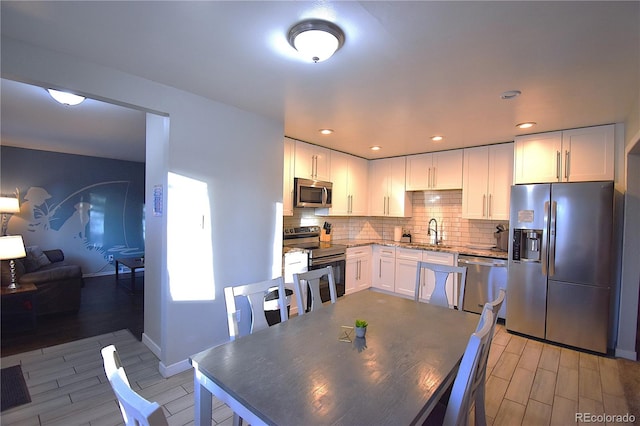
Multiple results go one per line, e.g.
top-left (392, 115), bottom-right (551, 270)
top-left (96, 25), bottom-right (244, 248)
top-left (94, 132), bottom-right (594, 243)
top-left (190, 289), bottom-right (480, 425)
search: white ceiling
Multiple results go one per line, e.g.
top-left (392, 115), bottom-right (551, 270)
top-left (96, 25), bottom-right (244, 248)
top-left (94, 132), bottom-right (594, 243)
top-left (1, 1), bottom-right (639, 163)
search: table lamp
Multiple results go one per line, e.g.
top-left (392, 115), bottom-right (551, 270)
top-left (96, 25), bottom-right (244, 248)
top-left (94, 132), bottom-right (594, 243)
top-left (0, 196), bottom-right (20, 236)
top-left (0, 235), bottom-right (27, 290)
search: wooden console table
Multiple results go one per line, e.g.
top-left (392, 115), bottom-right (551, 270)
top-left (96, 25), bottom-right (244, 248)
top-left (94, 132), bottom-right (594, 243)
top-left (115, 257), bottom-right (144, 292)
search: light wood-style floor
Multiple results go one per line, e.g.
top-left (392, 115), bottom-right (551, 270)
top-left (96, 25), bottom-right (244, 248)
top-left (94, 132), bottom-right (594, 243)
top-left (1, 325), bottom-right (637, 426)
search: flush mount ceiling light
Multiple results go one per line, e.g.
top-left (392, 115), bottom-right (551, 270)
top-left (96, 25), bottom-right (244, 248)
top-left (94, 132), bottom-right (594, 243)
top-left (319, 129), bottom-right (334, 135)
top-left (47, 89), bottom-right (85, 106)
top-left (288, 19), bottom-right (345, 63)
top-left (431, 135), bottom-right (444, 142)
top-left (516, 122), bottom-right (536, 129)
top-left (370, 146), bottom-right (381, 151)
top-left (501, 90), bottom-right (522, 100)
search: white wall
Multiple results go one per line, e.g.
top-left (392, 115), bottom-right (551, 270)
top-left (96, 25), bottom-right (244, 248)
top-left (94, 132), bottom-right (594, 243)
top-left (2, 37), bottom-right (285, 373)
top-left (616, 131), bottom-right (640, 360)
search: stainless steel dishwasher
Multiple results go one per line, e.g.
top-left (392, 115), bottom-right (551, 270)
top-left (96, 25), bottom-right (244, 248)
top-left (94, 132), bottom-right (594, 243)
top-left (458, 255), bottom-right (507, 319)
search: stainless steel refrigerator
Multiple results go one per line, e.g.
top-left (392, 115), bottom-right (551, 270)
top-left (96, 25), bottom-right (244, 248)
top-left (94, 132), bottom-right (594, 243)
top-left (507, 181), bottom-right (613, 353)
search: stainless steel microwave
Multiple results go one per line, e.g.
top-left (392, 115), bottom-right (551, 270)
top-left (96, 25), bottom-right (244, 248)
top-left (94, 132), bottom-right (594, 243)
top-left (294, 178), bottom-right (333, 208)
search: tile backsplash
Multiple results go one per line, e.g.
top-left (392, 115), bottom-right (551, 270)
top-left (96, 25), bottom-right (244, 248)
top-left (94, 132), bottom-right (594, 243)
top-left (283, 189), bottom-right (508, 247)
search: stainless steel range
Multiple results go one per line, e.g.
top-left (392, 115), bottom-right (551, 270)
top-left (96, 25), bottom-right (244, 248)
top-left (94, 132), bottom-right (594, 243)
top-left (283, 226), bottom-right (346, 309)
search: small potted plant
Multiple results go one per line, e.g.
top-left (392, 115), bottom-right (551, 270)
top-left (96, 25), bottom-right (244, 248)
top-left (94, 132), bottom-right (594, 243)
top-left (355, 319), bottom-right (368, 338)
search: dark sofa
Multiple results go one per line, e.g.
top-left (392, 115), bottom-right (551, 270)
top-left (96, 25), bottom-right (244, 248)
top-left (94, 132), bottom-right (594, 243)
top-left (1, 247), bottom-right (83, 315)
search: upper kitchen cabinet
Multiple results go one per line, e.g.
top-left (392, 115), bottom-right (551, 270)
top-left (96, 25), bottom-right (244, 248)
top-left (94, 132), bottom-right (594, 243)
top-left (406, 150), bottom-right (463, 190)
top-left (368, 157), bottom-right (412, 217)
top-left (462, 143), bottom-right (514, 220)
top-left (514, 124), bottom-right (614, 184)
top-left (317, 151), bottom-right (368, 216)
top-left (283, 137), bottom-right (295, 216)
top-left (294, 140), bottom-right (331, 181)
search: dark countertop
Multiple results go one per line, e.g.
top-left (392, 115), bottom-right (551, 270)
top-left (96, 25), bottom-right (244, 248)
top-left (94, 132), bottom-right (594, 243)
top-left (331, 238), bottom-right (509, 259)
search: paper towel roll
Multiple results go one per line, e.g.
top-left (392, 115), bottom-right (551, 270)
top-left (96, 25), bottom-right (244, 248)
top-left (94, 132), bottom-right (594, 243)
top-left (394, 226), bottom-right (402, 242)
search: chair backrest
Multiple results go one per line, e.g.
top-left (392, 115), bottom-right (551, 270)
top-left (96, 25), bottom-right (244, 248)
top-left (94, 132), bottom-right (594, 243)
top-left (293, 266), bottom-right (336, 315)
top-left (486, 288), bottom-right (506, 319)
top-left (101, 345), bottom-right (168, 426)
top-left (442, 308), bottom-right (494, 426)
top-left (224, 276), bottom-right (288, 340)
top-left (415, 261), bottom-right (467, 310)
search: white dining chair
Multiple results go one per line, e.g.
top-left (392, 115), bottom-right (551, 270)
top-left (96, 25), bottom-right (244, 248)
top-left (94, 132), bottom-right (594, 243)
top-left (101, 345), bottom-right (168, 426)
top-left (415, 261), bottom-right (468, 310)
top-left (293, 266), bottom-right (336, 315)
top-left (424, 307), bottom-right (494, 426)
top-left (224, 276), bottom-right (289, 340)
top-left (473, 288), bottom-right (506, 425)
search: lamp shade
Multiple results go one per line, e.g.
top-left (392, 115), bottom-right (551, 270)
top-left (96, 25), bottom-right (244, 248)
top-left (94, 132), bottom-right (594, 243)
top-left (0, 197), bottom-right (20, 213)
top-left (0, 235), bottom-right (26, 260)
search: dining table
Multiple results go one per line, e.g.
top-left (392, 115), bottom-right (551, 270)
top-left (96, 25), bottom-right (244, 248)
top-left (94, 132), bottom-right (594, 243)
top-left (190, 289), bottom-right (480, 426)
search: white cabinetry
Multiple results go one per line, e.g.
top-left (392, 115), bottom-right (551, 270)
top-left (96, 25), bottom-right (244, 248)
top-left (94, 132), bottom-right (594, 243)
top-left (514, 124), bottom-right (614, 184)
top-left (371, 245), bottom-right (395, 292)
top-left (283, 137), bottom-right (295, 216)
top-left (294, 140), bottom-right (331, 181)
top-left (395, 247), bottom-right (422, 297)
top-left (368, 157), bottom-right (412, 217)
top-left (420, 251), bottom-right (457, 307)
top-left (317, 151), bottom-right (368, 216)
top-left (462, 143), bottom-right (513, 220)
top-left (346, 246), bottom-right (372, 294)
top-left (406, 150), bottom-right (463, 190)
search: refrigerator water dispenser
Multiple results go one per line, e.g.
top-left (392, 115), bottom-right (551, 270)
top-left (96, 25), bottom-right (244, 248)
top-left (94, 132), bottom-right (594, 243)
top-left (512, 228), bottom-right (543, 262)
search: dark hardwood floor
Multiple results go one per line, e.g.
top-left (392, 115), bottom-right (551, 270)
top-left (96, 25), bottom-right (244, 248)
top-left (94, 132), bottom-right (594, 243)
top-left (1, 273), bottom-right (143, 357)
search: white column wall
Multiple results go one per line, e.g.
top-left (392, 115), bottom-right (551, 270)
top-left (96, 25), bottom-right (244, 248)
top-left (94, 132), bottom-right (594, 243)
top-left (2, 37), bottom-right (284, 373)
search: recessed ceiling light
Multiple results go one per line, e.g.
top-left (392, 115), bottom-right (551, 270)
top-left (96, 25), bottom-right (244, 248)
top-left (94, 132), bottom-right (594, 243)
top-left (516, 122), bottom-right (536, 129)
top-left (319, 129), bottom-right (334, 135)
top-left (431, 135), bottom-right (444, 142)
top-left (47, 88), bottom-right (85, 106)
top-left (501, 90), bottom-right (522, 100)
top-left (370, 146), bottom-right (381, 151)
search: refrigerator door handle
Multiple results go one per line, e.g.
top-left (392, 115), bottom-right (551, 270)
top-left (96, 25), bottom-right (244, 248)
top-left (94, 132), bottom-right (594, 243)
top-left (542, 201), bottom-right (550, 276)
top-left (549, 200), bottom-right (557, 276)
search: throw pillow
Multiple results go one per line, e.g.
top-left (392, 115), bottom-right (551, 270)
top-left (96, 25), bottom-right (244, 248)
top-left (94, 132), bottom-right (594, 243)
top-left (24, 246), bottom-right (51, 272)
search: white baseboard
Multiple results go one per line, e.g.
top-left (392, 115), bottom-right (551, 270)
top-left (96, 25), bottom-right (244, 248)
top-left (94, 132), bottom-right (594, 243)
top-left (142, 332), bottom-right (161, 358)
top-left (614, 347), bottom-right (637, 361)
top-left (159, 358), bottom-right (191, 378)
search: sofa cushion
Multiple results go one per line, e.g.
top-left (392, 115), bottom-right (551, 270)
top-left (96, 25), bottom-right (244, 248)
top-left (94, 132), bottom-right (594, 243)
top-left (24, 246), bottom-right (51, 272)
top-left (20, 264), bottom-right (82, 285)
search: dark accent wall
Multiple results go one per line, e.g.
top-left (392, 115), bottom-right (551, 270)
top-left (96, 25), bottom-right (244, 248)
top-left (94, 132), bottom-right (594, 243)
top-left (1, 146), bottom-right (145, 276)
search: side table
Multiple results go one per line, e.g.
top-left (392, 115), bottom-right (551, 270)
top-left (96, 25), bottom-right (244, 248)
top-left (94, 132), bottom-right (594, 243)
top-left (115, 257), bottom-right (144, 292)
top-left (1, 283), bottom-right (38, 331)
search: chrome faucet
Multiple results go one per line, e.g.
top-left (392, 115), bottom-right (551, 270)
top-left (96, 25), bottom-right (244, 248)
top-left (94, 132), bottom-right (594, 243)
top-left (428, 218), bottom-right (439, 245)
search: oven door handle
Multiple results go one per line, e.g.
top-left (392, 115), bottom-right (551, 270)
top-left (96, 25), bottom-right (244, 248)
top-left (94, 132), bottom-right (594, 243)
top-left (309, 254), bottom-right (346, 266)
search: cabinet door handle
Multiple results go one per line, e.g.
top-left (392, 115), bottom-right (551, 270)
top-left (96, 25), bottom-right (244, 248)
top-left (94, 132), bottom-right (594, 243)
top-left (379, 259), bottom-right (382, 278)
top-left (432, 167), bottom-right (436, 188)
top-left (488, 194), bottom-right (492, 218)
top-left (428, 167), bottom-right (431, 188)
top-left (483, 194), bottom-right (487, 217)
top-left (556, 150), bottom-right (561, 181)
top-left (564, 150), bottom-right (570, 180)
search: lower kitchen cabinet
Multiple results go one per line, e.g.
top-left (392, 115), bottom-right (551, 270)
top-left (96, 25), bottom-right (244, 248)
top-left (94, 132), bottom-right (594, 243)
top-left (346, 246), bottom-right (372, 294)
top-left (371, 245), bottom-right (395, 292)
top-left (395, 247), bottom-right (423, 297)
